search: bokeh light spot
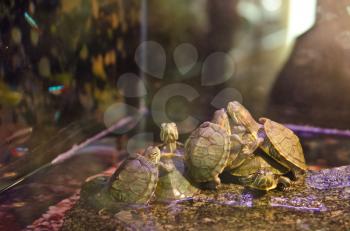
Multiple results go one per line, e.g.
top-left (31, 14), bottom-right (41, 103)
top-left (117, 73), bottom-right (147, 97)
top-left (135, 41), bottom-right (166, 79)
top-left (173, 43), bottom-right (198, 75)
top-left (201, 52), bottom-right (235, 86)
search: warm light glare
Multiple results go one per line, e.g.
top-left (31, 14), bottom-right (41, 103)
top-left (287, 0), bottom-right (317, 42)
top-left (261, 0), bottom-right (282, 12)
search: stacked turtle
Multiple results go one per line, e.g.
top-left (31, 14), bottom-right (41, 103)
top-left (81, 123), bottom-right (199, 208)
top-left (155, 122), bottom-right (198, 202)
top-left (80, 145), bottom-right (161, 210)
top-left (184, 111), bottom-right (232, 189)
top-left (185, 101), bottom-right (307, 191)
top-left (81, 101), bottom-right (307, 209)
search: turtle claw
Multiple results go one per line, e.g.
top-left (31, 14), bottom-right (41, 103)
top-left (214, 176), bottom-right (221, 186)
top-left (259, 117), bottom-right (268, 124)
top-left (202, 177), bottom-right (221, 190)
top-left (98, 208), bottom-right (108, 216)
top-left (257, 137), bottom-right (264, 146)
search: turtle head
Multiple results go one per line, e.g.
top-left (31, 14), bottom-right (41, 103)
top-left (160, 122), bottom-right (178, 144)
top-left (249, 169), bottom-right (277, 191)
top-left (227, 101), bottom-right (260, 133)
top-left (144, 145), bottom-right (161, 165)
top-left (211, 109), bottom-right (231, 135)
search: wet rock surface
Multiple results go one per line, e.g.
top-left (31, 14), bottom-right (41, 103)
top-left (61, 166), bottom-right (350, 231)
top-left (0, 151), bottom-right (114, 231)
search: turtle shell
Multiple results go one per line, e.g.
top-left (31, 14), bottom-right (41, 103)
top-left (263, 119), bottom-right (307, 171)
top-left (108, 153), bottom-right (158, 204)
top-left (230, 156), bottom-right (286, 191)
top-left (155, 161), bottom-right (198, 202)
top-left (185, 122), bottom-right (231, 183)
top-left (230, 155), bottom-right (285, 177)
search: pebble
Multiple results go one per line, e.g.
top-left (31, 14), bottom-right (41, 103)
top-left (202, 217), bottom-right (214, 223)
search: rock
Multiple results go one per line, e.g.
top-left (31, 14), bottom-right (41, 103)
top-left (61, 166), bottom-right (350, 230)
top-left (268, 0), bottom-right (350, 128)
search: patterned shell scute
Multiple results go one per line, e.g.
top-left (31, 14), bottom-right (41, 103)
top-left (109, 154), bottom-right (158, 204)
top-left (155, 168), bottom-right (198, 202)
top-left (264, 119), bottom-right (307, 171)
top-left (231, 156), bottom-right (284, 177)
top-left (185, 122), bottom-right (231, 182)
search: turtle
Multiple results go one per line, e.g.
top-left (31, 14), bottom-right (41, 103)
top-left (259, 118), bottom-right (307, 172)
top-left (107, 145), bottom-right (161, 204)
top-left (155, 157), bottom-right (199, 201)
top-left (211, 108), bottom-right (248, 171)
top-left (159, 122), bottom-right (183, 157)
top-left (226, 101), bottom-right (307, 178)
top-left (158, 122), bottom-right (185, 173)
top-left (184, 121), bottom-right (231, 189)
top-left (230, 154), bottom-right (291, 191)
top-left (155, 122), bottom-right (198, 201)
top-left (80, 175), bottom-right (111, 205)
top-left (80, 146), bottom-right (161, 211)
top-left (212, 104), bottom-right (262, 171)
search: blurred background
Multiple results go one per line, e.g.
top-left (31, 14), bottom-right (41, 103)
top-left (2, 0), bottom-right (350, 229)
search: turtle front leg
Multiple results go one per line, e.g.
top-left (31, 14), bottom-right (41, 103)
top-left (248, 136), bottom-right (264, 152)
top-left (228, 135), bottom-right (261, 169)
top-left (158, 162), bottom-right (175, 173)
top-left (203, 175), bottom-right (221, 190)
top-left (277, 176), bottom-right (291, 190)
top-left (231, 131), bottom-right (263, 155)
top-left (214, 175), bottom-right (221, 187)
top-left (160, 152), bottom-right (185, 160)
top-left (231, 134), bottom-right (244, 145)
top-left (231, 125), bottom-right (247, 135)
top-left (240, 137), bottom-right (263, 159)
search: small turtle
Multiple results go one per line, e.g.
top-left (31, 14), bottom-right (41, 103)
top-left (155, 158), bottom-right (198, 201)
top-left (159, 122), bottom-right (183, 156)
top-left (159, 122), bottom-right (185, 173)
top-left (211, 108), bottom-right (246, 170)
top-left (80, 146), bottom-right (161, 210)
top-left (156, 122), bottom-right (198, 201)
top-left (226, 101), bottom-right (307, 177)
top-left (107, 145), bottom-right (161, 204)
top-left (80, 175), bottom-right (110, 205)
top-left (185, 122), bottom-right (231, 189)
top-left (224, 103), bottom-right (263, 170)
top-left (227, 101), bottom-right (261, 136)
top-left (259, 118), bottom-right (307, 172)
top-left (230, 155), bottom-right (291, 191)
